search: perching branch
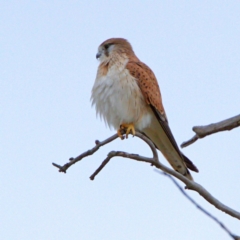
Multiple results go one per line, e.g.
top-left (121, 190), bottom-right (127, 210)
top-left (52, 131), bottom-right (240, 220)
top-left (181, 114), bottom-right (240, 148)
top-left (52, 134), bottom-right (119, 173)
top-left (52, 131), bottom-right (240, 238)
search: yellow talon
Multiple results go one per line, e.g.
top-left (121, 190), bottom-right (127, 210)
top-left (118, 123), bottom-right (135, 139)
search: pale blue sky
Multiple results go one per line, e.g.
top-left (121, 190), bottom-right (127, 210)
top-left (1, 1), bottom-right (240, 239)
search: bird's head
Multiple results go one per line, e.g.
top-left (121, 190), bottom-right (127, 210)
top-left (96, 38), bottom-right (134, 63)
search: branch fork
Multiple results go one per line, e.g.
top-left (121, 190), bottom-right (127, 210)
top-left (52, 130), bottom-right (240, 239)
top-left (52, 131), bottom-right (240, 220)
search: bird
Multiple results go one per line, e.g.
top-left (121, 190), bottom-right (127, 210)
top-left (91, 38), bottom-right (198, 180)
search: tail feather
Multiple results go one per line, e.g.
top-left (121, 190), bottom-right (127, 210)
top-left (142, 127), bottom-right (194, 180)
top-left (182, 153), bottom-right (199, 172)
top-left (143, 113), bottom-right (198, 180)
top-left (144, 106), bottom-right (199, 181)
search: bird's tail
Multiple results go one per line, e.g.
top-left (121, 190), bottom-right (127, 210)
top-left (143, 123), bottom-right (198, 180)
top-left (182, 153), bottom-right (199, 173)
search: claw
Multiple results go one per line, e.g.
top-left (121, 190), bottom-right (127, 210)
top-left (117, 128), bottom-right (125, 140)
top-left (118, 123), bottom-right (135, 139)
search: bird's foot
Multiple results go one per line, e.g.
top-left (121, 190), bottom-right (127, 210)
top-left (117, 123), bottom-right (135, 139)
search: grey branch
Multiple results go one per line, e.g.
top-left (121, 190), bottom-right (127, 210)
top-left (52, 134), bottom-right (119, 173)
top-left (52, 131), bottom-right (240, 238)
top-left (181, 114), bottom-right (240, 148)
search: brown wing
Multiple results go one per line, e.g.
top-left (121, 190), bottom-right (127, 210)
top-left (126, 61), bottom-right (166, 120)
top-left (126, 61), bottom-right (198, 172)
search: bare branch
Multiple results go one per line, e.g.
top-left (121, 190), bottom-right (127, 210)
top-left (155, 170), bottom-right (240, 240)
top-left (53, 131), bottom-right (240, 222)
top-left (181, 114), bottom-right (240, 148)
top-left (53, 131), bottom-right (240, 238)
top-left (89, 154), bottom-right (112, 180)
top-left (78, 131), bottom-right (240, 238)
top-left (89, 150), bottom-right (155, 180)
top-left (81, 132), bottom-right (240, 221)
top-left (52, 133), bottom-right (119, 173)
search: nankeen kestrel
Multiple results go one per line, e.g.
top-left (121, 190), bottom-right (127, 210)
top-left (91, 38), bottom-right (198, 180)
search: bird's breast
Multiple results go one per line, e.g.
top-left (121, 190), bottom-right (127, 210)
top-left (91, 67), bottom-right (152, 130)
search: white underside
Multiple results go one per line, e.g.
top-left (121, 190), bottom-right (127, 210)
top-left (91, 65), bottom-right (153, 131)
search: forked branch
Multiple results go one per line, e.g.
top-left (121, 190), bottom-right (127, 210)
top-left (52, 131), bottom-right (240, 239)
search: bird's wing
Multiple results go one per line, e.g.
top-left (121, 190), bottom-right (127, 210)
top-left (126, 61), bottom-right (198, 177)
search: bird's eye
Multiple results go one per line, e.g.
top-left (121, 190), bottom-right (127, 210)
top-left (105, 44), bottom-right (112, 50)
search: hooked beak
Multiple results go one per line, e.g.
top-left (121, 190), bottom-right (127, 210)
top-left (96, 52), bottom-right (101, 59)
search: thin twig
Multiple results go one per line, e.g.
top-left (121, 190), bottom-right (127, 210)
top-left (155, 170), bottom-right (240, 240)
top-left (89, 155), bottom-right (111, 180)
top-left (181, 114), bottom-right (240, 148)
top-left (52, 134), bottom-right (119, 173)
top-left (89, 150), bottom-right (154, 180)
top-left (85, 133), bottom-right (240, 238)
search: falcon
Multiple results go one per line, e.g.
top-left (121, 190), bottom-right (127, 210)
top-left (91, 38), bottom-right (198, 180)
